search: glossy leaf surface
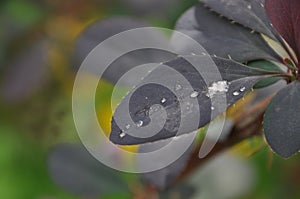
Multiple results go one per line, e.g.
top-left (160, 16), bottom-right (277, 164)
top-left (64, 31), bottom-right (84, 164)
top-left (110, 55), bottom-right (272, 145)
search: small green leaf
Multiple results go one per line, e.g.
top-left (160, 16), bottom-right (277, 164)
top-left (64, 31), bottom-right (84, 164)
top-left (264, 81), bottom-right (300, 158)
top-left (254, 76), bottom-right (283, 89)
top-left (248, 60), bottom-right (283, 73)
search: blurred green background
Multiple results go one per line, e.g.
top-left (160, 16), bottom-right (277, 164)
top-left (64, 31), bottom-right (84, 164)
top-left (1, 0), bottom-right (300, 198)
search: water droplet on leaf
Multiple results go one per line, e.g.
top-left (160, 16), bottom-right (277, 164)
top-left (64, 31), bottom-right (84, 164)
top-left (190, 91), bottom-right (199, 98)
top-left (206, 81), bottom-right (229, 98)
top-left (175, 84), bottom-right (182, 91)
top-left (161, 98), bottom-right (167, 104)
top-left (119, 132), bottom-right (126, 138)
top-left (240, 87), bottom-right (246, 92)
top-left (125, 124), bottom-right (131, 130)
top-left (233, 91), bottom-right (240, 96)
top-left (136, 120), bottom-right (144, 127)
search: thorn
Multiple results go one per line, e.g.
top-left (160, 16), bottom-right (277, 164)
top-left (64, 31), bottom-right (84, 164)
top-left (250, 30), bottom-right (255, 34)
top-left (228, 54), bottom-right (232, 59)
top-left (230, 20), bottom-right (236, 24)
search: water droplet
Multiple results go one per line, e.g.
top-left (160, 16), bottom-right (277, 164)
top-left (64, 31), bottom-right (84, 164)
top-left (125, 124), bottom-right (131, 130)
top-left (247, 5), bottom-right (252, 9)
top-left (233, 91), bottom-right (240, 96)
top-left (211, 106), bottom-right (215, 110)
top-left (206, 81), bottom-right (229, 98)
top-left (190, 91), bottom-right (199, 98)
top-left (173, 136), bottom-right (180, 141)
top-left (119, 132), bottom-right (126, 138)
top-left (175, 84), bottom-right (182, 91)
top-left (240, 87), bottom-right (246, 92)
top-left (136, 120), bottom-right (143, 127)
top-left (161, 98), bottom-right (167, 104)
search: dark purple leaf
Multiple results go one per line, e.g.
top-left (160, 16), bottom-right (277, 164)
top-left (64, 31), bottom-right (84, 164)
top-left (1, 41), bottom-right (49, 102)
top-left (48, 143), bottom-right (129, 197)
top-left (73, 17), bottom-right (175, 86)
top-left (202, 0), bottom-right (278, 40)
top-left (138, 135), bottom-right (195, 189)
top-left (264, 81), bottom-right (300, 158)
top-left (174, 3), bottom-right (280, 62)
top-left (120, 0), bottom-right (178, 17)
top-left (110, 55), bottom-right (273, 145)
top-left (265, 0), bottom-right (300, 60)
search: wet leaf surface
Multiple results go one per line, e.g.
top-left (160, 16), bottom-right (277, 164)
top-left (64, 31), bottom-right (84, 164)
top-left (110, 55), bottom-right (273, 145)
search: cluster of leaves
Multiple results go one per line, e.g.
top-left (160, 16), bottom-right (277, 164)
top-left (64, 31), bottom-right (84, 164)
top-left (49, 0), bottom-right (300, 196)
top-left (108, 0), bottom-right (300, 159)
